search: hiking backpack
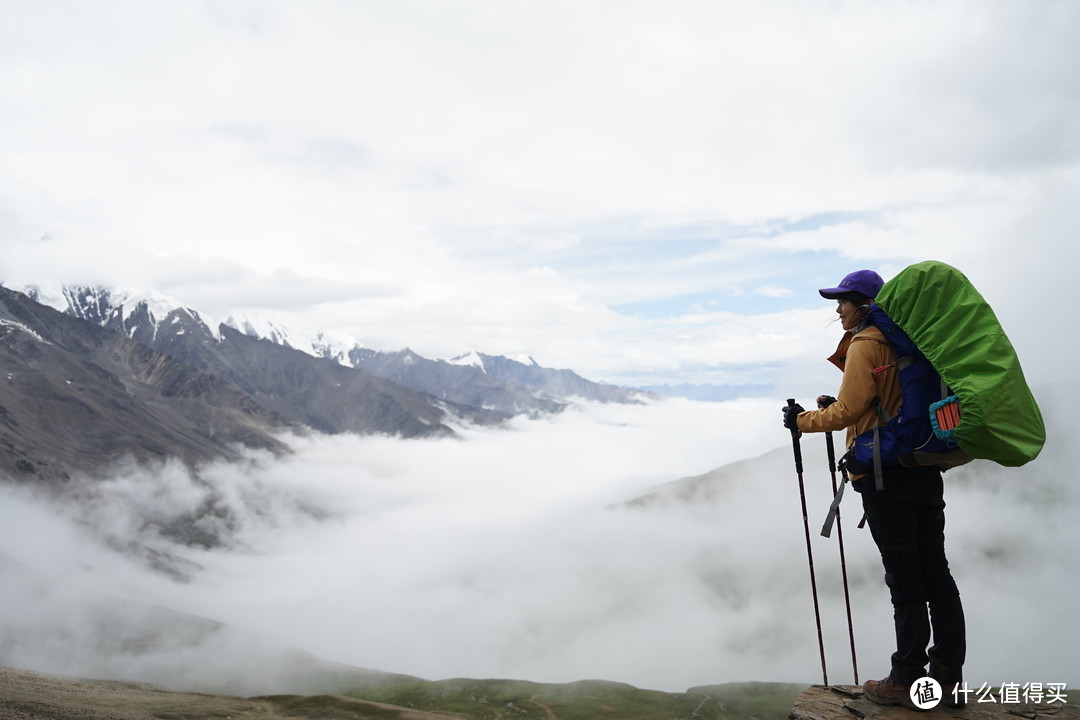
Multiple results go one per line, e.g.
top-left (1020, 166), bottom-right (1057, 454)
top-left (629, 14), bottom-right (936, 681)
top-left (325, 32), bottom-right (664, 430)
top-left (849, 261), bottom-right (1045, 491)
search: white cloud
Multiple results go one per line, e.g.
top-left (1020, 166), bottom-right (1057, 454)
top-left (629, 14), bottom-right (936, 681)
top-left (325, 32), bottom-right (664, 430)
top-left (754, 286), bottom-right (794, 299)
top-left (1, 0), bottom-right (1077, 388)
top-left (1, 387), bottom-right (1075, 693)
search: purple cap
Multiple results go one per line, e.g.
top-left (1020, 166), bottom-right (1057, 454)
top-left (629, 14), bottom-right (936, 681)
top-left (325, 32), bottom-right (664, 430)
top-left (818, 269), bottom-right (884, 300)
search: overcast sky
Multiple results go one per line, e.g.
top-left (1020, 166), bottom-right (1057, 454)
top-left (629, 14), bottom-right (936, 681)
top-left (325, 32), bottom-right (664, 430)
top-left (2, 0), bottom-right (1077, 391)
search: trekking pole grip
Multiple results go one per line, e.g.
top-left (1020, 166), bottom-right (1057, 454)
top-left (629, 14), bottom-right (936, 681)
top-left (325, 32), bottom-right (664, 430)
top-left (819, 395), bottom-right (838, 471)
top-left (787, 398), bottom-right (803, 473)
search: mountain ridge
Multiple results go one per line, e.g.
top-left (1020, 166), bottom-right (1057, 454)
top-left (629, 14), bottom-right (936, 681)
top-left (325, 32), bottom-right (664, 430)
top-left (0, 286), bottom-right (289, 483)
top-left (1, 282), bottom-right (649, 484)
top-left (21, 282), bottom-right (647, 415)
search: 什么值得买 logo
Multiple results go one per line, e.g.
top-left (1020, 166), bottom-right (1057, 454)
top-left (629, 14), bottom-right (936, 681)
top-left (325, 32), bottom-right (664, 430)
top-left (909, 679), bottom-right (1069, 709)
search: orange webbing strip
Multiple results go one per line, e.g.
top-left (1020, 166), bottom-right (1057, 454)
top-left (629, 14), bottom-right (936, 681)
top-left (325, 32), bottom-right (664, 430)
top-left (935, 399), bottom-right (961, 431)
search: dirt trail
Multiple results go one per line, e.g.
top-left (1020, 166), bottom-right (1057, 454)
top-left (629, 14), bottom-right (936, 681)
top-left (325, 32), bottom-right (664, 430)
top-left (529, 694), bottom-right (559, 720)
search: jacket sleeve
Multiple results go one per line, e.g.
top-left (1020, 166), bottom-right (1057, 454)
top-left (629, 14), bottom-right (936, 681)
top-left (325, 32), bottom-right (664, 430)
top-left (796, 336), bottom-right (883, 434)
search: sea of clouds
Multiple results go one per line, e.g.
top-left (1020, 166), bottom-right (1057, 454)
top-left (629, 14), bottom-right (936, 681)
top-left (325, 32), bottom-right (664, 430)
top-left (1, 388), bottom-right (1076, 695)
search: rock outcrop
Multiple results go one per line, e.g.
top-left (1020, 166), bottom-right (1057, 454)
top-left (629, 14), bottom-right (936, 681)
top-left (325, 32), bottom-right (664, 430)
top-left (790, 684), bottom-right (1077, 720)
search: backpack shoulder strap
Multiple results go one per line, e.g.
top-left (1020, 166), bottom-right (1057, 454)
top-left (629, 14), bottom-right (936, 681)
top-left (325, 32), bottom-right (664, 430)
top-left (870, 396), bottom-right (890, 491)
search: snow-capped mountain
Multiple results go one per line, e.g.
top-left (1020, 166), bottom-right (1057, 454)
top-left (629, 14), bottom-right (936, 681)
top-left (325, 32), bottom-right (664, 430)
top-left (346, 347), bottom-right (566, 417)
top-left (343, 346), bottom-right (645, 411)
top-left (0, 285), bottom-right (287, 483)
top-left (458, 352), bottom-right (645, 403)
top-left (448, 350), bottom-right (542, 372)
top-left (0, 280), bottom-right (651, 507)
top-left (22, 283), bottom-right (646, 417)
top-left (12, 283), bottom-right (496, 443)
top-left (26, 284), bottom-right (358, 364)
top-left (447, 349), bottom-right (487, 370)
top-left (24, 283), bottom-right (234, 356)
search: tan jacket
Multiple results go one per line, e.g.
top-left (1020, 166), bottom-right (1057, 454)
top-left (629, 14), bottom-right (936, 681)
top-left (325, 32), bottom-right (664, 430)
top-left (796, 325), bottom-right (902, 455)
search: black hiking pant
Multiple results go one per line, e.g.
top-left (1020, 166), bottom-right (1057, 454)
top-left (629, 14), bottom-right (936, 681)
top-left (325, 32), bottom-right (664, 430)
top-left (856, 466), bottom-right (966, 685)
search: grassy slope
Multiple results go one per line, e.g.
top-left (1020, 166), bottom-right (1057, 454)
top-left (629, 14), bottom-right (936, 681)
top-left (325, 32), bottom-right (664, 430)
top-left (1, 665), bottom-right (807, 720)
top-left (344, 678), bottom-right (808, 720)
top-left (0, 666), bottom-right (458, 720)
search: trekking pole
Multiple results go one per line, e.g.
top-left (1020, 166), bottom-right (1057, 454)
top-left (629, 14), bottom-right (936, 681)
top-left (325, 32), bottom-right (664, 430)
top-left (826, 430), bottom-right (859, 685)
top-left (786, 399), bottom-right (828, 687)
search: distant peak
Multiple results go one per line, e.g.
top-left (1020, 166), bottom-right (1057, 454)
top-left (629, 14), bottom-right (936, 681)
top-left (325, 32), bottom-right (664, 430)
top-left (222, 310), bottom-right (362, 367)
top-left (22, 282), bottom-right (168, 325)
top-left (486, 352), bottom-right (541, 368)
top-left (511, 354), bottom-right (540, 367)
top-left (447, 352), bottom-right (543, 373)
top-left (448, 350), bottom-right (485, 370)
top-left (224, 311), bottom-right (291, 345)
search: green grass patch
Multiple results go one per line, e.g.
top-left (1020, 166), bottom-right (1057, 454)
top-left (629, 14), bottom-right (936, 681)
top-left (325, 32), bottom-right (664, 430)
top-left (689, 682), bottom-right (808, 719)
top-left (344, 678), bottom-right (808, 720)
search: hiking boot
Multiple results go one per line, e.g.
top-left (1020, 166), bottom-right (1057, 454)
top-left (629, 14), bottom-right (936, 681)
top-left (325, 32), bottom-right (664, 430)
top-left (930, 673), bottom-right (966, 708)
top-left (863, 676), bottom-right (920, 711)
top-left (935, 682), bottom-right (966, 708)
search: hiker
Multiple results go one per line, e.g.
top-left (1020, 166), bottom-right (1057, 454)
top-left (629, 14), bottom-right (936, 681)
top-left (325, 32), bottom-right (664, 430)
top-left (781, 269), bottom-right (966, 709)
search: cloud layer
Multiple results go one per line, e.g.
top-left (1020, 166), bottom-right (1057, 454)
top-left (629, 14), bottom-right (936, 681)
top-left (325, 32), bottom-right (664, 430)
top-left (1, 388), bottom-right (1075, 694)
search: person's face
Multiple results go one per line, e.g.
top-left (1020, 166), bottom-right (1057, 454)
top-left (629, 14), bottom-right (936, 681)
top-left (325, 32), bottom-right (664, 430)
top-left (836, 297), bottom-right (867, 331)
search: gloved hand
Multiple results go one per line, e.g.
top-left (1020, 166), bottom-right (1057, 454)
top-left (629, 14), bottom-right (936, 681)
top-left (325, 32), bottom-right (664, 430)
top-left (782, 402), bottom-right (804, 432)
top-left (817, 395), bottom-right (837, 409)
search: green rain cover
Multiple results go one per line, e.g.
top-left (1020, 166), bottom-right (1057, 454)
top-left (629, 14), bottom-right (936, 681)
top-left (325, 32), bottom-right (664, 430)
top-left (876, 261), bottom-right (1045, 466)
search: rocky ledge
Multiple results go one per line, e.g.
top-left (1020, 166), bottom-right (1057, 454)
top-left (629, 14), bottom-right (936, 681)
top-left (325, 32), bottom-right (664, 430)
top-left (791, 684), bottom-right (1077, 720)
